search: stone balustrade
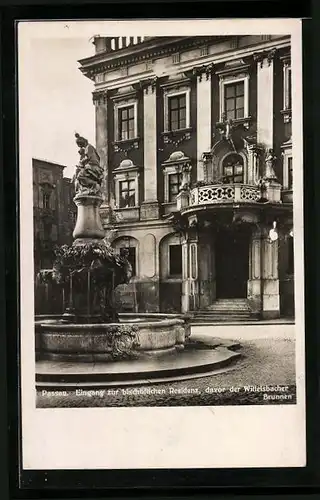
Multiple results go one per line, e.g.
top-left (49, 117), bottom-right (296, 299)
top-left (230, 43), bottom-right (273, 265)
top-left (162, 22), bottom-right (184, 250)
top-left (190, 184), bottom-right (261, 206)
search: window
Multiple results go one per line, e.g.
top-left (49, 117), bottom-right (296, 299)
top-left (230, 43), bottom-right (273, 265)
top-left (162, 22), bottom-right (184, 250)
top-left (168, 173), bottom-right (182, 202)
top-left (113, 98), bottom-right (138, 142)
top-left (163, 86), bottom-right (191, 133)
top-left (282, 146), bottom-right (293, 189)
top-left (222, 154), bottom-right (244, 183)
top-left (219, 74), bottom-right (249, 122)
top-left (119, 179), bottom-right (136, 208)
top-left (282, 59), bottom-right (292, 121)
top-left (168, 94), bottom-right (186, 131)
top-left (288, 157), bottom-right (293, 189)
top-left (120, 247), bottom-right (136, 276)
top-left (224, 82), bottom-right (244, 120)
top-left (287, 67), bottom-right (292, 110)
top-left (169, 245), bottom-right (182, 277)
top-left (287, 237), bottom-right (294, 275)
top-left (43, 192), bottom-right (51, 209)
top-left (118, 105), bottom-right (135, 141)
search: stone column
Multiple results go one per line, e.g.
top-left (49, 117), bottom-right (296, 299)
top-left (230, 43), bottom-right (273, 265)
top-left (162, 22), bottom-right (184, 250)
top-left (181, 236), bottom-right (190, 313)
top-left (93, 91), bottom-right (110, 223)
top-left (198, 231), bottom-right (215, 308)
top-left (196, 68), bottom-right (212, 181)
top-left (246, 145), bottom-right (262, 184)
top-left (141, 79), bottom-right (159, 220)
top-left (261, 227), bottom-right (280, 318)
top-left (256, 50), bottom-right (276, 149)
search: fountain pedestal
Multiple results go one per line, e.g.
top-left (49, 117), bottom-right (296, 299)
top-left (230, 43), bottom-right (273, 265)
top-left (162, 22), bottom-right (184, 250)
top-left (73, 194), bottom-right (105, 240)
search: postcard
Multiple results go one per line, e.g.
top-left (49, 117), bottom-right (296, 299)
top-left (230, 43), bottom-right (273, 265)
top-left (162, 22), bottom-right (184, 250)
top-left (19, 18), bottom-right (306, 471)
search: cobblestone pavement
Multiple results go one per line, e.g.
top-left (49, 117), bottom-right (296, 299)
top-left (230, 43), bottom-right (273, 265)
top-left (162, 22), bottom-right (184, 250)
top-left (37, 337), bottom-right (296, 408)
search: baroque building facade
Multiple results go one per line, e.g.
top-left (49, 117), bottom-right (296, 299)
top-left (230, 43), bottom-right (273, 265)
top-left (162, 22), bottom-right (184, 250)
top-left (78, 35), bottom-right (294, 319)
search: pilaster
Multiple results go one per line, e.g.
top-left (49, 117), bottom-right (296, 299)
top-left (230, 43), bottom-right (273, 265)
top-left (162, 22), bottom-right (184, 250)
top-left (181, 227), bottom-right (199, 312)
top-left (247, 226), bottom-right (262, 314)
top-left (255, 49), bottom-right (276, 149)
top-left (194, 65), bottom-right (213, 181)
top-left (93, 90), bottom-right (109, 207)
top-left (141, 79), bottom-right (159, 220)
top-left (262, 233), bottom-right (280, 319)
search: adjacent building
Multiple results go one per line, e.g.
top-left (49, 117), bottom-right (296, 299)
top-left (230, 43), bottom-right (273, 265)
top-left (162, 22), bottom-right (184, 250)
top-left (33, 158), bottom-right (76, 312)
top-left (78, 35), bottom-right (294, 319)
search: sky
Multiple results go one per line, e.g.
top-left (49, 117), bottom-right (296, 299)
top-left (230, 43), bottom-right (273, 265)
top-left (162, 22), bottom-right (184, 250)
top-left (30, 37), bottom-right (96, 178)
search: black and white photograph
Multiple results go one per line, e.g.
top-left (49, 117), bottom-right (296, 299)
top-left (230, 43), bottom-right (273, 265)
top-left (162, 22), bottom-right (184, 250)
top-left (19, 19), bottom-right (306, 470)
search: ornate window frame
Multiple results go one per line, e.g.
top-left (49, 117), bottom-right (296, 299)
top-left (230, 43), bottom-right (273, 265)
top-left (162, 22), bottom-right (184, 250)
top-left (111, 88), bottom-right (139, 144)
top-left (281, 140), bottom-right (293, 190)
top-left (162, 83), bottom-right (191, 133)
top-left (162, 151), bottom-right (192, 204)
top-left (219, 151), bottom-right (248, 184)
top-left (217, 66), bottom-right (250, 123)
top-left (163, 165), bottom-right (182, 203)
top-left (113, 160), bottom-right (140, 208)
top-left (114, 100), bottom-right (138, 142)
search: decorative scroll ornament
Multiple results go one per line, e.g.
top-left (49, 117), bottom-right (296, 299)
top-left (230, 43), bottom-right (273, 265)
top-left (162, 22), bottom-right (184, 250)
top-left (73, 133), bottom-right (104, 197)
top-left (162, 130), bottom-right (191, 147)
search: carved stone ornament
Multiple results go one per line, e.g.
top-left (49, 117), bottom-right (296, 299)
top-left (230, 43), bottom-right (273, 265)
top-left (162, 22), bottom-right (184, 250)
top-left (162, 129), bottom-right (191, 147)
top-left (253, 48), bottom-right (277, 68)
top-left (139, 76), bottom-right (158, 94)
top-left (92, 90), bottom-right (108, 105)
top-left (192, 62), bottom-right (214, 82)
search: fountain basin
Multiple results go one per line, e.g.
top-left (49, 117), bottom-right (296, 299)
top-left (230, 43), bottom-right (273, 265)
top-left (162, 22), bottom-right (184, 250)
top-left (35, 314), bottom-right (191, 362)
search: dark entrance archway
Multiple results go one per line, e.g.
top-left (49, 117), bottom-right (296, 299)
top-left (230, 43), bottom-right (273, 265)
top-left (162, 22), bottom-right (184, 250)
top-left (215, 228), bottom-right (250, 299)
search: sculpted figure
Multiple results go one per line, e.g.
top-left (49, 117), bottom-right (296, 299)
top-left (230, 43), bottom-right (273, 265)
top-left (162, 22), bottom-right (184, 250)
top-left (180, 163), bottom-right (192, 191)
top-left (73, 133), bottom-right (104, 196)
top-left (265, 148), bottom-right (278, 181)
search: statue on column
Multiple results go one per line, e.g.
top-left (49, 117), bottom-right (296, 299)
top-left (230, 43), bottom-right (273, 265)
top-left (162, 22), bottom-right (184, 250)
top-left (264, 148), bottom-right (278, 181)
top-left (180, 162), bottom-right (192, 191)
top-left (73, 133), bottom-right (104, 197)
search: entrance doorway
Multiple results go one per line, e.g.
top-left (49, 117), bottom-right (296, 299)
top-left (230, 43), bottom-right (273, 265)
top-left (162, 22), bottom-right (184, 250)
top-left (215, 228), bottom-right (249, 299)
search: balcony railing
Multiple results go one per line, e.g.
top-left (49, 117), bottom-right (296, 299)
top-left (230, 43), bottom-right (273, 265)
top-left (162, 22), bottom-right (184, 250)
top-left (190, 184), bottom-right (261, 206)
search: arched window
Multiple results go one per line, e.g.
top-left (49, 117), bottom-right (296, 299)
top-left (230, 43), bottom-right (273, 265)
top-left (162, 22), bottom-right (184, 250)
top-left (222, 153), bottom-right (244, 184)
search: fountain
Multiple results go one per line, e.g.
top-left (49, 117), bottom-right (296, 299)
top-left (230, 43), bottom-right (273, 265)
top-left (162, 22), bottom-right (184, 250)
top-left (35, 134), bottom-right (241, 388)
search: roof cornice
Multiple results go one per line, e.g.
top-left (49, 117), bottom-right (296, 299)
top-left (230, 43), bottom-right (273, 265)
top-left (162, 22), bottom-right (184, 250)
top-left (78, 36), bottom-right (226, 79)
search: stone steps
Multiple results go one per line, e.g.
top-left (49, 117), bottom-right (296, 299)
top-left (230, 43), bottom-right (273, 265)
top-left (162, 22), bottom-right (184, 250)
top-left (191, 299), bottom-right (258, 323)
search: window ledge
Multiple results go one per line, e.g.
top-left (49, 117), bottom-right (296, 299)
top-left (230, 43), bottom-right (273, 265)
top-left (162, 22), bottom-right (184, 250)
top-left (113, 137), bottom-right (140, 152)
top-left (216, 116), bottom-right (252, 129)
top-left (161, 277), bottom-right (183, 283)
top-left (162, 127), bottom-right (192, 136)
top-left (114, 206), bottom-right (139, 211)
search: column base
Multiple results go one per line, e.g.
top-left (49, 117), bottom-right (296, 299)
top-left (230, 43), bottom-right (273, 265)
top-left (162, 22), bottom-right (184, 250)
top-left (261, 310), bottom-right (280, 320)
top-left (262, 278), bottom-right (280, 318)
top-left (140, 201), bottom-right (159, 220)
top-left (247, 279), bottom-right (262, 314)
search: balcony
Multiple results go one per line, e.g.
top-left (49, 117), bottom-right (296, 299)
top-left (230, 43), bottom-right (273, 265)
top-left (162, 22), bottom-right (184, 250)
top-left (189, 184), bottom-right (261, 207)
